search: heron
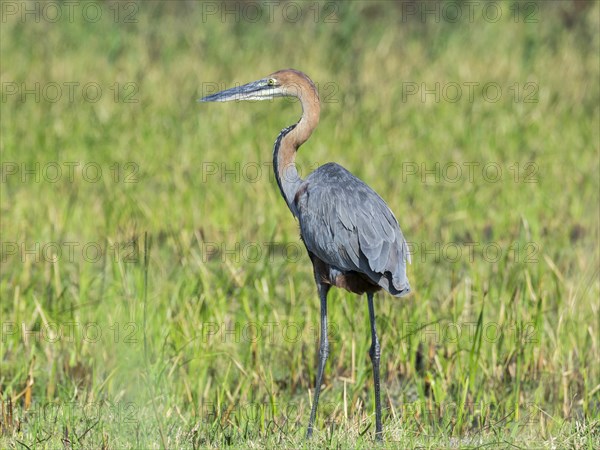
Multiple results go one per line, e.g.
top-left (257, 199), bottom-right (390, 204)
top-left (200, 69), bottom-right (411, 440)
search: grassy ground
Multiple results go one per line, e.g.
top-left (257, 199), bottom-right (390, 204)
top-left (1, 1), bottom-right (599, 448)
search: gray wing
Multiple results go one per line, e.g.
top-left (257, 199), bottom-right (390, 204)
top-left (294, 163), bottom-right (411, 297)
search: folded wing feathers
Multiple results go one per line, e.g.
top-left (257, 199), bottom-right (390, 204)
top-left (297, 163), bottom-right (410, 294)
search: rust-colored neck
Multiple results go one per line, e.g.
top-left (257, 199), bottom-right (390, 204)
top-left (273, 76), bottom-right (321, 217)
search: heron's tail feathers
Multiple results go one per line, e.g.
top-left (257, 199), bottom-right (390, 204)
top-left (378, 272), bottom-right (411, 298)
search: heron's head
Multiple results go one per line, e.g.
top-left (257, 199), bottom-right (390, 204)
top-left (200, 69), bottom-right (318, 103)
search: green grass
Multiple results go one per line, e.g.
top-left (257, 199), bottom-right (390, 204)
top-left (1, 1), bottom-right (599, 448)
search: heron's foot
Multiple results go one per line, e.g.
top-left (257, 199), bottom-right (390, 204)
top-left (306, 427), bottom-right (313, 439)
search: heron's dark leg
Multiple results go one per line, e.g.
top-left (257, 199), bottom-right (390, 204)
top-left (367, 292), bottom-right (383, 440)
top-left (306, 282), bottom-right (330, 439)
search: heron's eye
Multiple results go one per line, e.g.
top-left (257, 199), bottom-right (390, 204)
top-left (267, 78), bottom-right (276, 86)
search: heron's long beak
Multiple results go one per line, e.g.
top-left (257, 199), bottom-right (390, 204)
top-left (199, 78), bottom-right (282, 102)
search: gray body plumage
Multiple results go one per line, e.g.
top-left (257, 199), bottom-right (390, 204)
top-left (293, 162), bottom-right (411, 297)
